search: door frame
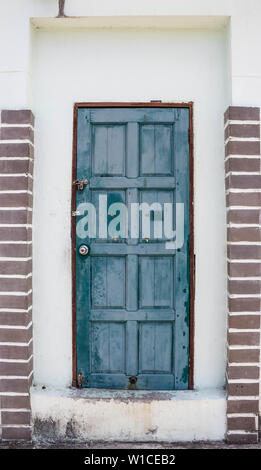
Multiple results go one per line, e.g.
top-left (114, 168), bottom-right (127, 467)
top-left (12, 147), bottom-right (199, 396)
top-left (71, 101), bottom-right (194, 389)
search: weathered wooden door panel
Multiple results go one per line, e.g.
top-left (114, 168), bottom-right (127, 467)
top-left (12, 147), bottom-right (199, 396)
top-left (75, 106), bottom-right (190, 390)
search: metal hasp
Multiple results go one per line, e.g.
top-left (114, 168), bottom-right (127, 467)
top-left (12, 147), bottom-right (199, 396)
top-left (73, 179), bottom-right (88, 191)
top-left (78, 245), bottom-right (89, 256)
top-left (127, 376), bottom-right (138, 390)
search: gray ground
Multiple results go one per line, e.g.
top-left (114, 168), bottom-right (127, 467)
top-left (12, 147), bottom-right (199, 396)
top-left (0, 439), bottom-right (261, 449)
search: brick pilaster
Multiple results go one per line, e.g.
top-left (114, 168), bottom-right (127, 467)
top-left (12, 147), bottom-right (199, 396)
top-left (0, 110), bottom-right (34, 441)
top-left (225, 106), bottom-right (261, 444)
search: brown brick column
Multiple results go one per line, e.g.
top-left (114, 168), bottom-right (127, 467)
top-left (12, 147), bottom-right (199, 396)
top-left (225, 106), bottom-right (261, 444)
top-left (0, 110), bottom-right (34, 441)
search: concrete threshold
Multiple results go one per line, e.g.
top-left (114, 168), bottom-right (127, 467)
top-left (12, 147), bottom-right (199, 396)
top-left (31, 387), bottom-right (226, 442)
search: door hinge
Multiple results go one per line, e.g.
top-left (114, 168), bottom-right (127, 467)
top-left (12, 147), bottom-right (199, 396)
top-left (77, 372), bottom-right (88, 388)
top-left (77, 372), bottom-right (83, 388)
top-left (73, 179), bottom-right (88, 191)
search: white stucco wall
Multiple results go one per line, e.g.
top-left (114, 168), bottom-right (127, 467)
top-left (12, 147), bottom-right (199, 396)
top-left (1, 0), bottom-right (261, 108)
top-left (31, 25), bottom-right (229, 389)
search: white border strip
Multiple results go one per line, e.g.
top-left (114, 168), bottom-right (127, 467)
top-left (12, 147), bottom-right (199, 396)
top-left (0, 290), bottom-right (32, 296)
top-left (224, 120), bottom-right (260, 130)
top-left (0, 355), bottom-right (33, 363)
top-left (0, 140), bottom-right (34, 146)
top-left (0, 306), bottom-right (32, 313)
top-left (0, 124), bottom-right (34, 130)
top-left (0, 322), bottom-right (32, 330)
top-left (0, 338), bottom-right (32, 346)
top-left (228, 396), bottom-right (259, 401)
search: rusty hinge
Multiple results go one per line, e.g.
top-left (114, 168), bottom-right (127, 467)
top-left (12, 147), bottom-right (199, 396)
top-left (73, 179), bottom-right (88, 191)
top-left (77, 372), bottom-right (88, 388)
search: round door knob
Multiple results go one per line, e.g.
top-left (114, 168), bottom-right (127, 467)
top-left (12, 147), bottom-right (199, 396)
top-left (78, 245), bottom-right (89, 256)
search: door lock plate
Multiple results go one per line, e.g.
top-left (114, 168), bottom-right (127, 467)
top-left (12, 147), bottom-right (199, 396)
top-left (73, 179), bottom-right (88, 190)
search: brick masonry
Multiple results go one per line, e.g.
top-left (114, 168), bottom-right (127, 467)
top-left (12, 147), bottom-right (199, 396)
top-left (225, 106), bottom-right (261, 444)
top-left (0, 110), bottom-right (34, 441)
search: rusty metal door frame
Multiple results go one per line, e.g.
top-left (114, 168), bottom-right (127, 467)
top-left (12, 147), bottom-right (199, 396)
top-left (71, 101), bottom-right (194, 389)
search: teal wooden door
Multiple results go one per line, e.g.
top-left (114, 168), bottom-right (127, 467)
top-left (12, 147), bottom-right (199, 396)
top-left (75, 106), bottom-right (190, 390)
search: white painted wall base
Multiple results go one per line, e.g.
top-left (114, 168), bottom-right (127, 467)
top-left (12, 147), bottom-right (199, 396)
top-left (31, 387), bottom-right (226, 442)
